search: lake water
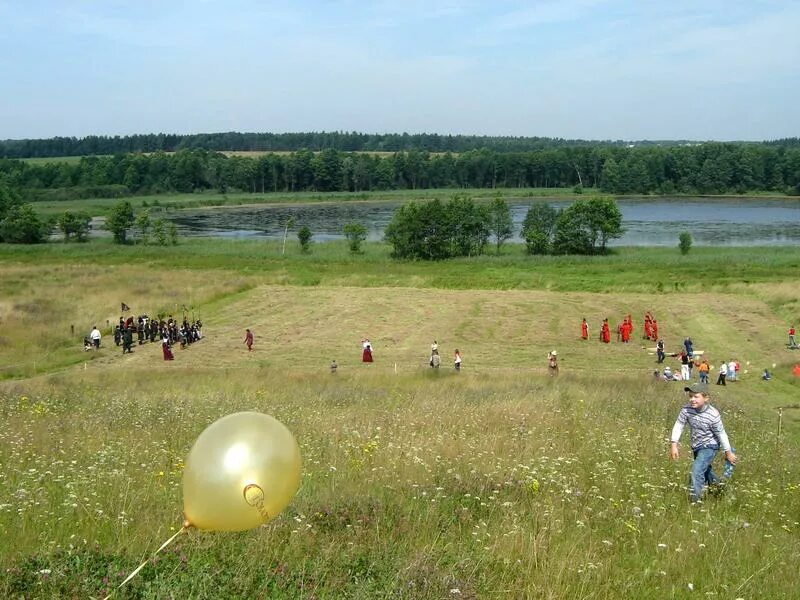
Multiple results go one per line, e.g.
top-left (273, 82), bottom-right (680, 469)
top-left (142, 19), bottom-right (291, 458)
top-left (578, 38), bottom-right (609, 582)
top-left (167, 197), bottom-right (800, 246)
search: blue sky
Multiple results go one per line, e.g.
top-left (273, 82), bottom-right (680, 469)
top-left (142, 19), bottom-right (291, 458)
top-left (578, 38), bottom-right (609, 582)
top-left (1, 0), bottom-right (798, 140)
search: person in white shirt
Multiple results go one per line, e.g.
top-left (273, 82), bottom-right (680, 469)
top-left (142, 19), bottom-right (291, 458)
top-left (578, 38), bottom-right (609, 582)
top-left (727, 360), bottom-right (737, 382)
top-left (90, 326), bottom-right (101, 350)
top-left (716, 362), bottom-right (727, 386)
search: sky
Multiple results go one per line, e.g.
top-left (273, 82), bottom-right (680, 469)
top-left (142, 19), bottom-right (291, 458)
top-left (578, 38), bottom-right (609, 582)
top-left (1, 0), bottom-right (798, 141)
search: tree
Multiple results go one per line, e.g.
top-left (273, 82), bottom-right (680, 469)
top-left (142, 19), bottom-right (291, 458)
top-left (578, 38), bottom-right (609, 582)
top-left (552, 204), bottom-right (593, 254)
top-left (168, 222), bottom-right (178, 245)
top-left (297, 225), bottom-right (312, 252)
top-left (107, 200), bottom-right (135, 243)
top-left (487, 196), bottom-right (513, 254)
top-left (343, 222), bottom-right (367, 253)
top-left (446, 195), bottom-right (489, 257)
top-left (679, 231), bottom-right (692, 255)
top-left (521, 202), bottom-right (560, 254)
top-left (551, 197), bottom-right (624, 255)
top-left (135, 209), bottom-right (151, 244)
top-left (583, 196), bottom-right (624, 253)
top-left (0, 203), bottom-right (47, 243)
top-left (384, 200), bottom-right (452, 260)
top-left (57, 210), bottom-right (91, 242)
top-left (0, 179), bottom-right (22, 222)
top-left (152, 218), bottom-right (168, 245)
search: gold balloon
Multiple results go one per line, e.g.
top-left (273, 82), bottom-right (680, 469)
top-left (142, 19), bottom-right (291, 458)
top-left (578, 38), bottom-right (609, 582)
top-left (183, 412), bottom-right (302, 531)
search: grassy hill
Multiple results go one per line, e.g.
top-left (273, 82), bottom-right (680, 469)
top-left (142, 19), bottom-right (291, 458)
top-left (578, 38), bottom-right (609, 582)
top-left (1, 241), bottom-right (799, 598)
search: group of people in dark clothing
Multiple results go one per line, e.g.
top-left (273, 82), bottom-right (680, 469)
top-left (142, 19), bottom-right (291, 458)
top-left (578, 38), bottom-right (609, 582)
top-left (95, 314), bottom-right (205, 360)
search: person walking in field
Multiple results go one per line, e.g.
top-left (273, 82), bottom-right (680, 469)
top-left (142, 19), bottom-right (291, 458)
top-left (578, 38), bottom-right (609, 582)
top-left (362, 339), bottom-right (373, 363)
top-left (789, 325), bottom-right (797, 348)
top-left (656, 338), bottom-right (665, 364)
top-left (697, 358), bottom-right (710, 384)
top-left (716, 362), bottom-right (727, 386)
top-left (90, 325), bottom-right (101, 349)
top-left (727, 359), bottom-right (737, 382)
top-left (122, 326), bottom-right (134, 354)
top-left (601, 319), bottom-right (611, 344)
top-left (244, 328), bottom-right (254, 351)
top-left (547, 350), bottom-right (559, 376)
top-left (670, 382), bottom-right (737, 503)
top-left (581, 318), bottom-right (589, 340)
top-left (454, 349), bottom-right (462, 371)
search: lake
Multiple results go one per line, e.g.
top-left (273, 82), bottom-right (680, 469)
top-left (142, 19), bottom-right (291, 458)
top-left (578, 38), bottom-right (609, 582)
top-left (167, 197), bottom-right (800, 246)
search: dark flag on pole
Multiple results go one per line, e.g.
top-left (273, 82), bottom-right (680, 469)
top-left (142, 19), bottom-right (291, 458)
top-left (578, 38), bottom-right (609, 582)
top-left (121, 302), bottom-right (130, 312)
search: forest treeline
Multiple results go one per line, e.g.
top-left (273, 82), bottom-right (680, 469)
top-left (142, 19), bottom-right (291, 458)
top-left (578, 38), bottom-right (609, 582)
top-left (0, 132), bottom-right (702, 158)
top-left (1, 142), bottom-right (799, 200)
top-left (2, 131), bottom-right (799, 159)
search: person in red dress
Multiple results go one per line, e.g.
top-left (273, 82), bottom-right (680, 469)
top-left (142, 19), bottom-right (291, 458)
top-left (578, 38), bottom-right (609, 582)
top-left (244, 328), bottom-right (254, 351)
top-left (362, 339), bottom-right (373, 362)
top-left (162, 336), bottom-right (174, 361)
top-left (601, 319), bottom-right (611, 343)
top-left (581, 318), bottom-right (589, 340)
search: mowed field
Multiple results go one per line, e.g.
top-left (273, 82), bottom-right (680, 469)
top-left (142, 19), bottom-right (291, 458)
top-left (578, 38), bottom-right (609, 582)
top-left (1, 244), bottom-right (800, 598)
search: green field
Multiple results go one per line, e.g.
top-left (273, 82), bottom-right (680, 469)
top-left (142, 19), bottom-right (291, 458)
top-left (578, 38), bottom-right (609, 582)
top-left (29, 188), bottom-right (587, 217)
top-left (1, 240), bottom-right (799, 598)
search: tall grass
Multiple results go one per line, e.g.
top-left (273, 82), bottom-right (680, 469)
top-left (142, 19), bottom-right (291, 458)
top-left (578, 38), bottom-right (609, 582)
top-left (0, 371), bottom-right (798, 598)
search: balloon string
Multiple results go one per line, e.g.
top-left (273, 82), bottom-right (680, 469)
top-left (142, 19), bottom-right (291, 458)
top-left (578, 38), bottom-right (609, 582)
top-left (102, 524), bottom-right (189, 600)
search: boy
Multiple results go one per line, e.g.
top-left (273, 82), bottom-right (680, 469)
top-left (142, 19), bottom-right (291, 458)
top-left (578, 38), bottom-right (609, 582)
top-left (670, 382), bottom-right (737, 503)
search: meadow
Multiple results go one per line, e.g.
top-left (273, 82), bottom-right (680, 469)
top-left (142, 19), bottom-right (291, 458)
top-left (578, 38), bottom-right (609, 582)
top-left (1, 239), bottom-right (799, 598)
top-left (31, 188), bottom-right (583, 218)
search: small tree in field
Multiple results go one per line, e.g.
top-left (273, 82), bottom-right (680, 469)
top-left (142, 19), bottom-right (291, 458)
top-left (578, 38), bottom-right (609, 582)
top-left (679, 231), bottom-right (692, 255)
top-left (297, 225), bottom-right (312, 252)
top-left (57, 210), bottom-right (91, 242)
top-left (135, 209), bottom-right (151, 244)
top-left (152, 218), bottom-right (168, 245)
top-left (487, 196), bottom-right (513, 254)
top-left (107, 200), bottom-right (135, 244)
top-left (343, 222), bottom-right (367, 253)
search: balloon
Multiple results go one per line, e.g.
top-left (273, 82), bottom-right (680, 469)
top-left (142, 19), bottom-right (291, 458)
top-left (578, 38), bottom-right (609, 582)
top-left (183, 412), bottom-right (301, 531)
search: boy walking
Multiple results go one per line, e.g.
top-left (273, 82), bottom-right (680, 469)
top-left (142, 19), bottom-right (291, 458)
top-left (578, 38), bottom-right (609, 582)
top-left (670, 382), bottom-right (737, 503)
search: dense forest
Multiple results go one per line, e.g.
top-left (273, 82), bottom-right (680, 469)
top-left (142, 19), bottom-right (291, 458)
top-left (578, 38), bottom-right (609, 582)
top-left (1, 141), bottom-right (799, 200)
top-left (0, 132), bottom-right (702, 158)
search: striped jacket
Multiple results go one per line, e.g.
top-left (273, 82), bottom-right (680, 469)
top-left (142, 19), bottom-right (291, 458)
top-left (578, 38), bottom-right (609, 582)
top-left (671, 404), bottom-right (731, 451)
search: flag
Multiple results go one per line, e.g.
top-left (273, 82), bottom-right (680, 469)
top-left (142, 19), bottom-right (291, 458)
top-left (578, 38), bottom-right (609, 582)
top-left (121, 302), bottom-right (130, 312)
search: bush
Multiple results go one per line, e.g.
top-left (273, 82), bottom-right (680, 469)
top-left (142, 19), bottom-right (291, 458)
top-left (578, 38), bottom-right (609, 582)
top-left (106, 200), bottom-right (135, 244)
top-left (343, 222), bottom-right (367, 254)
top-left (679, 231), bottom-right (692, 255)
top-left (0, 203), bottom-right (47, 243)
top-left (384, 196), bottom-right (489, 260)
top-left (57, 210), bottom-right (91, 242)
top-left (297, 225), bottom-right (312, 252)
top-left (521, 202), bottom-right (560, 255)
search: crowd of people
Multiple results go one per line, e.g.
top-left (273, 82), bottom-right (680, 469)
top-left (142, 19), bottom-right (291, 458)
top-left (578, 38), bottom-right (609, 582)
top-left (84, 313), bottom-right (204, 361)
top-left (582, 313), bottom-right (659, 344)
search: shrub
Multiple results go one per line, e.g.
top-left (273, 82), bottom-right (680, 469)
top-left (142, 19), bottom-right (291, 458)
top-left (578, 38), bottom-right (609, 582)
top-left (343, 222), bottom-right (367, 253)
top-left (297, 225), bottom-right (312, 252)
top-left (679, 231), bottom-right (692, 255)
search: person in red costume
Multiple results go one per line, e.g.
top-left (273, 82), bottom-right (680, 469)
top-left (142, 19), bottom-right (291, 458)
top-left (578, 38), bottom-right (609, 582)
top-left (601, 319), bottom-right (611, 343)
top-left (581, 318), bottom-right (589, 340)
